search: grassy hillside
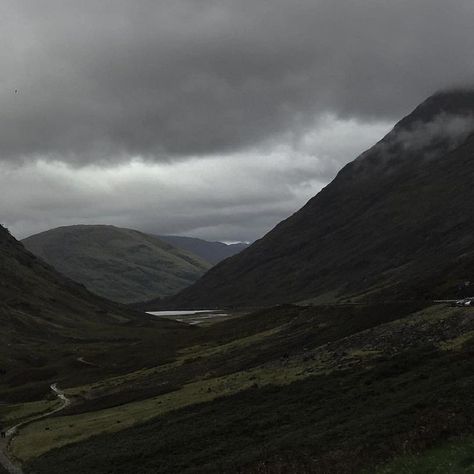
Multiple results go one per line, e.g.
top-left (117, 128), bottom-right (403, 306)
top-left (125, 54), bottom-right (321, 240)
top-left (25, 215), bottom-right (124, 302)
top-left (19, 302), bottom-right (474, 473)
top-left (0, 225), bottom-right (192, 403)
top-left (159, 235), bottom-right (249, 264)
top-left (22, 225), bottom-right (211, 304)
top-left (165, 90), bottom-right (474, 308)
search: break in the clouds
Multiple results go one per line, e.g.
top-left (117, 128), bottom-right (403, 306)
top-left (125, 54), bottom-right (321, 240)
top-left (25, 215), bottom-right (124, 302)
top-left (1, 0), bottom-right (474, 241)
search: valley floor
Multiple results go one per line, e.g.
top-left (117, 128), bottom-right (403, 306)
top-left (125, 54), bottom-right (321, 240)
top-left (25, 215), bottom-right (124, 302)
top-left (2, 303), bottom-right (474, 473)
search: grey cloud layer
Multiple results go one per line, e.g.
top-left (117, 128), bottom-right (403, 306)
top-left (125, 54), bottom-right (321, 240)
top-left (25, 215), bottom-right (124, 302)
top-left (2, 0), bottom-right (474, 163)
top-left (2, 118), bottom-right (391, 241)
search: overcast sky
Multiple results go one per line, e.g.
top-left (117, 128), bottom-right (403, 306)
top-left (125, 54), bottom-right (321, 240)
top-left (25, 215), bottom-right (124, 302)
top-left (2, 0), bottom-right (474, 242)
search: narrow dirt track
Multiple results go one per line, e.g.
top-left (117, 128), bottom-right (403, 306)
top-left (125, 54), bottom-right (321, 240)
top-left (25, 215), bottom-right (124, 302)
top-left (0, 384), bottom-right (70, 474)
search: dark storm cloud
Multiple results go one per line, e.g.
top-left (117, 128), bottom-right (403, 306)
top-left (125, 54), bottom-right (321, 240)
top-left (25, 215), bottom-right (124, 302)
top-left (1, 0), bottom-right (474, 164)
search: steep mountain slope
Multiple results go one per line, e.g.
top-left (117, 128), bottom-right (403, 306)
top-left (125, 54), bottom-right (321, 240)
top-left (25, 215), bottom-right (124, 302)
top-left (158, 235), bottom-right (249, 265)
top-left (0, 225), bottom-right (189, 402)
top-left (23, 225), bottom-right (211, 304)
top-left (167, 90), bottom-right (474, 308)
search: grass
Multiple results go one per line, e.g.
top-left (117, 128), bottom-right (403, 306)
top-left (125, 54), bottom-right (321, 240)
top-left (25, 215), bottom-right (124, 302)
top-left (348, 349), bottom-right (382, 358)
top-left (22, 225), bottom-right (211, 304)
top-left (371, 437), bottom-right (474, 473)
top-left (10, 335), bottom-right (331, 460)
top-left (26, 340), bottom-right (474, 473)
top-left (0, 399), bottom-right (60, 427)
top-left (439, 331), bottom-right (474, 351)
top-left (74, 324), bottom-right (284, 391)
top-left (9, 303), bottom-right (473, 473)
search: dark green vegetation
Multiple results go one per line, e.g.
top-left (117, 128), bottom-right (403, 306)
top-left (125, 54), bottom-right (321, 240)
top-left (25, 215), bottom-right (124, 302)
top-left (371, 437), bottom-right (474, 473)
top-left (26, 302), bottom-right (474, 473)
top-left (159, 235), bottom-right (249, 265)
top-left (23, 225), bottom-right (211, 304)
top-left (53, 303), bottom-right (425, 417)
top-left (167, 90), bottom-right (474, 308)
top-left (370, 437), bottom-right (474, 474)
top-left (0, 225), bottom-right (192, 403)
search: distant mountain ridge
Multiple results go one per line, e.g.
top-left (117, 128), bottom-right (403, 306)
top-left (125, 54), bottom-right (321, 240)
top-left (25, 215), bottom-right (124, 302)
top-left (0, 224), bottom-right (184, 401)
top-left (23, 225), bottom-right (211, 304)
top-left (165, 89), bottom-right (474, 308)
top-left (158, 235), bottom-right (249, 264)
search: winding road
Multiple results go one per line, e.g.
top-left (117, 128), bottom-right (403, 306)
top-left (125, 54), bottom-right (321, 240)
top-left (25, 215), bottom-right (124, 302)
top-left (0, 384), bottom-right (70, 474)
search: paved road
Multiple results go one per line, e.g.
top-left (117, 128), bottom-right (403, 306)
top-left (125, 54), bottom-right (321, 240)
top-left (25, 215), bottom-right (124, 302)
top-left (0, 384), bottom-right (70, 474)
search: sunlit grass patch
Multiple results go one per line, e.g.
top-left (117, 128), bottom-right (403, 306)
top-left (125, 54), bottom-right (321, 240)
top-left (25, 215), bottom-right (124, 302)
top-left (66, 324), bottom-right (286, 398)
top-left (0, 399), bottom-right (60, 427)
top-left (349, 349), bottom-right (382, 358)
top-left (439, 331), bottom-right (474, 351)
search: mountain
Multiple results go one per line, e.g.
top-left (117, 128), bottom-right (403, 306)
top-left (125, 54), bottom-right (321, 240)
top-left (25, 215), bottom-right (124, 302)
top-left (22, 225), bottom-right (211, 304)
top-left (0, 225), bottom-right (188, 402)
top-left (7, 91), bottom-right (474, 474)
top-left (7, 219), bottom-right (474, 473)
top-left (158, 235), bottom-right (249, 265)
top-left (165, 89), bottom-right (474, 308)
